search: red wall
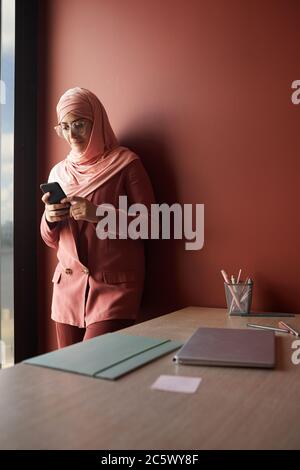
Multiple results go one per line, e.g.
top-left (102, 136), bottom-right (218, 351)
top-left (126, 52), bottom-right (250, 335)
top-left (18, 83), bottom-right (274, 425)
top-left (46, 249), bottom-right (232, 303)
top-left (37, 0), bottom-right (300, 352)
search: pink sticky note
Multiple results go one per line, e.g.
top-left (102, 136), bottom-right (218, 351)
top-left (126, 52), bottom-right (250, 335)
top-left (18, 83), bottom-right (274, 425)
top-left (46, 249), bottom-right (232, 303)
top-left (151, 374), bottom-right (202, 394)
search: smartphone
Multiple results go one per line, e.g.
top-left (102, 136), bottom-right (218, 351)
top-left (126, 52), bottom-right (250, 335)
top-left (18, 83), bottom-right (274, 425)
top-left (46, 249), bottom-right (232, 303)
top-left (40, 182), bottom-right (67, 205)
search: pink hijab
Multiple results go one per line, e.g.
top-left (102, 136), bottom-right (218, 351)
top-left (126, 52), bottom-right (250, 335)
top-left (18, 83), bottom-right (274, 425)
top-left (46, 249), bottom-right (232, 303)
top-left (49, 87), bottom-right (138, 197)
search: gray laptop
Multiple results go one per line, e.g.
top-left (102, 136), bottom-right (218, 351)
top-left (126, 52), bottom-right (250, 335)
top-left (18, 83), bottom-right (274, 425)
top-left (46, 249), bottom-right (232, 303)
top-left (173, 327), bottom-right (275, 368)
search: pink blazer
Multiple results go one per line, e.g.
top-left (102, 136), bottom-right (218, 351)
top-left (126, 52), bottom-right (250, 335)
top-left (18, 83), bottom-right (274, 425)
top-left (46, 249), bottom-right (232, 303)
top-left (40, 158), bottom-right (155, 327)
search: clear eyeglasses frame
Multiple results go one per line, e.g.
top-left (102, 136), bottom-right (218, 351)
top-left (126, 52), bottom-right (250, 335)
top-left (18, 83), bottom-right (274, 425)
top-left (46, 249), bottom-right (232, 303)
top-left (54, 118), bottom-right (92, 138)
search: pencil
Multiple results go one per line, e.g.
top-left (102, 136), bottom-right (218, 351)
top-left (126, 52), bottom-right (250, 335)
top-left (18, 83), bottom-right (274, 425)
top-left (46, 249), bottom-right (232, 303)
top-left (221, 269), bottom-right (243, 311)
top-left (247, 323), bottom-right (289, 333)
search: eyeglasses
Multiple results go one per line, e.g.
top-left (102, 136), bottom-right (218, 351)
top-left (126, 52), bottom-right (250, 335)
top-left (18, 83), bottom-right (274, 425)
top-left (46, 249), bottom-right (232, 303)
top-left (54, 119), bottom-right (92, 138)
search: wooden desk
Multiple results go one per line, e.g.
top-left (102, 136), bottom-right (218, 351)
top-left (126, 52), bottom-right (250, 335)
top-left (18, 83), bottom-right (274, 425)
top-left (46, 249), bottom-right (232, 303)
top-left (0, 306), bottom-right (299, 450)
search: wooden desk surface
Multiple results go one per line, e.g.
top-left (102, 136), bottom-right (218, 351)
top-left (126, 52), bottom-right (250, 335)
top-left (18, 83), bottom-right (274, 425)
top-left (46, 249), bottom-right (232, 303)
top-left (0, 306), bottom-right (299, 450)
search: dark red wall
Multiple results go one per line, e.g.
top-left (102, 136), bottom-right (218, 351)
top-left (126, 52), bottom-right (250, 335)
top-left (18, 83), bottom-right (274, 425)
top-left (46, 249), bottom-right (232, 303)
top-left (37, 0), bottom-right (300, 352)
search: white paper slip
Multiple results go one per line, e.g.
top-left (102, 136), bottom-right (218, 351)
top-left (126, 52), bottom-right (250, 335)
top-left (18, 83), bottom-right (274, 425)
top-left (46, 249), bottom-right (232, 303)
top-left (151, 374), bottom-right (202, 394)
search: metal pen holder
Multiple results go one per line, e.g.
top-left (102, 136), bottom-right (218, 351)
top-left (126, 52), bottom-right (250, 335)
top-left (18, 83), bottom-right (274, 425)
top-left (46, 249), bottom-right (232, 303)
top-left (224, 281), bottom-right (253, 315)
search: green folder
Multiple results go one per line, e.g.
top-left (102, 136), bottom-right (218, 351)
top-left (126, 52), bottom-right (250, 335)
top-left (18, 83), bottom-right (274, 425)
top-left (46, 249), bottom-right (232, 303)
top-left (24, 333), bottom-right (183, 380)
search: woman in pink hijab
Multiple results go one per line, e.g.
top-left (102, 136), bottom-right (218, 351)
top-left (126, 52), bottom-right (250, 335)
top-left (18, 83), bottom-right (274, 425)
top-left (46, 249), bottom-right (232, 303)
top-left (41, 87), bottom-right (155, 348)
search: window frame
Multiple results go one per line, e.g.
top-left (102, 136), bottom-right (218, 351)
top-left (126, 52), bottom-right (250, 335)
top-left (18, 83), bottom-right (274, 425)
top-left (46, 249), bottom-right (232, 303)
top-left (14, 0), bottom-right (38, 362)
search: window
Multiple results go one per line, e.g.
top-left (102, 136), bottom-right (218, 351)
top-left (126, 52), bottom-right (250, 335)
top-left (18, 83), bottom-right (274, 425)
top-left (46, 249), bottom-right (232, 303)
top-left (0, 0), bottom-right (15, 368)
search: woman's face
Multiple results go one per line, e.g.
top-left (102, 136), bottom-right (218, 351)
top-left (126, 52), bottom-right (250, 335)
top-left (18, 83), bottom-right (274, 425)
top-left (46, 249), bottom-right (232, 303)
top-left (60, 112), bottom-right (93, 153)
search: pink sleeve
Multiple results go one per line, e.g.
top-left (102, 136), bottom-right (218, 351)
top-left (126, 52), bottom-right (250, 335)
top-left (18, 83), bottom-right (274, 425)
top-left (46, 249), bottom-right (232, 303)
top-left (40, 211), bottom-right (61, 250)
top-left (95, 159), bottom-right (156, 238)
top-left (125, 158), bottom-right (156, 208)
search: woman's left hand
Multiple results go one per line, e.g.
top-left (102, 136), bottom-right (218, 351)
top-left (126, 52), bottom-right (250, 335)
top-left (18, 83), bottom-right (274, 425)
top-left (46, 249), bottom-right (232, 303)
top-left (61, 196), bottom-right (99, 223)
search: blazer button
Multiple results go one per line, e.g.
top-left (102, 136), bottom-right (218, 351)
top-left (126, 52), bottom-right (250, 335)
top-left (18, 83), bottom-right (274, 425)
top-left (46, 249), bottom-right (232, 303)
top-left (82, 268), bottom-right (89, 274)
top-left (65, 268), bottom-right (73, 275)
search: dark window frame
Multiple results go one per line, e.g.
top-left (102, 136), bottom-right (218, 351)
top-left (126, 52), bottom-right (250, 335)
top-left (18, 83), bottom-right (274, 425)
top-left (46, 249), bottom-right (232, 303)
top-left (14, 0), bottom-right (38, 362)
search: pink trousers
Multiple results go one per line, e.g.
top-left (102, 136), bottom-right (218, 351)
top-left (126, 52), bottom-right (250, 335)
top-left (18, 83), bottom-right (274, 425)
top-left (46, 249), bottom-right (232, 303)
top-left (55, 318), bottom-right (135, 349)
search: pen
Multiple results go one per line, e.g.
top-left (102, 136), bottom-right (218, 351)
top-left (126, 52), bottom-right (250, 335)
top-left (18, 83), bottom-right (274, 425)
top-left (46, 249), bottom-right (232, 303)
top-left (240, 278), bottom-right (253, 303)
top-left (230, 275), bottom-right (239, 313)
top-left (278, 321), bottom-right (300, 337)
top-left (247, 323), bottom-right (290, 333)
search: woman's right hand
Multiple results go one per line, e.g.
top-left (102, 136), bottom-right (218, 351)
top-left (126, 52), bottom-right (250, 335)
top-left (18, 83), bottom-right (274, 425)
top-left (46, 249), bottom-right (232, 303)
top-left (42, 192), bottom-right (71, 223)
